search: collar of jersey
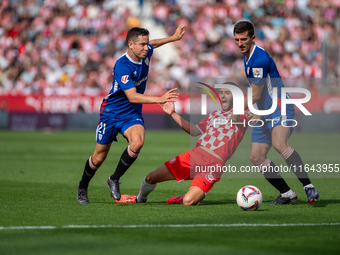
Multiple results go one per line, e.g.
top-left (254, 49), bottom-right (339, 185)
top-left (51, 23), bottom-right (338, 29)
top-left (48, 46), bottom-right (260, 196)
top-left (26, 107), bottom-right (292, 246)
top-left (246, 44), bottom-right (257, 65)
top-left (222, 109), bottom-right (233, 115)
top-left (125, 53), bottom-right (143, 65)
top-left (215, 109), bottom-right (232, 115)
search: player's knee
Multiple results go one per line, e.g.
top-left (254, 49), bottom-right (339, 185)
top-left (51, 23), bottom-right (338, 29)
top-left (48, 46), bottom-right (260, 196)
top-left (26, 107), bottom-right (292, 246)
top-left (130, 139), bottom-right (144, 152)
top-left (249, 154), bottom-right (264, 166)
top-left (92, 154), bottom-right (106, 166)
top-left (145, 174), bottom-right (156, 184)
top-left (272, 142), bottom-right (288, 155)
top-left (182, 195), bottom-right (199, 206)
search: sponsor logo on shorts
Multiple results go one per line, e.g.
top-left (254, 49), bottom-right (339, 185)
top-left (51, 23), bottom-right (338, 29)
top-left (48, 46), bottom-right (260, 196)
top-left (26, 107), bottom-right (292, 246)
top-left (169, 157), bottom-right (176, 164)
top-left (271, 117), bottom-right (280, 125)
top-left (121, 75), bottom-right (129, 84)
top-left (205, 173), bottom-right (215, 183)
top-left (99, 134), bottom-right (102, 141)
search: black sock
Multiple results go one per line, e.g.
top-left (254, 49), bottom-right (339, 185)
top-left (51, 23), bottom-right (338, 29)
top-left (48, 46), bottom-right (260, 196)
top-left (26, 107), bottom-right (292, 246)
top-left (110, 147), bottom-right (138, 181)
top-left (285, 150), bottom-right (311, 186)
top-left (263, 161), bottom-right (291, 194)
top-left (79, 158), bottom-right (98, 189)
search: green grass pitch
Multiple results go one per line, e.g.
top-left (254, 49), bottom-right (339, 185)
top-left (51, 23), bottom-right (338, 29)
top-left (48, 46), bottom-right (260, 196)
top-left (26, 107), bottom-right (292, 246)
top-left (0, 130), bottom-right (339, 255)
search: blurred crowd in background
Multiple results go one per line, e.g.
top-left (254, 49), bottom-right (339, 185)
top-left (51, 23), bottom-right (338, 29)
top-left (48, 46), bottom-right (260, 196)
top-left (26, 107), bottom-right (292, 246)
top-left (0, 0), bottom-right (339, 97)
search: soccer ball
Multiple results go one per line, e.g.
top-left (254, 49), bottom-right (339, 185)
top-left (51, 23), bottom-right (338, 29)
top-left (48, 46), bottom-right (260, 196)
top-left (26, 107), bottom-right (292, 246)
top-left (236, 185), bottom-right (263, 211)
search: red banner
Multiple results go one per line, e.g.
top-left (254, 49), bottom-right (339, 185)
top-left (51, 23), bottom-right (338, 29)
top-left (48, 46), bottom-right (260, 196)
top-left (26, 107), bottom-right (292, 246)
top-left (0, 94), bottom-right (193, 114)
top-left (0, 94), bottom-right (339, 114)
top-left (0, 95), bottom-right (103, 113)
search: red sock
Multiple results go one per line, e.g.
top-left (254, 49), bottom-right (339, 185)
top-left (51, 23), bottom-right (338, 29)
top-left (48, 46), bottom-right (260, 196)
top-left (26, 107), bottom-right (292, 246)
top-left (166, 195), bottom-right (185, 204)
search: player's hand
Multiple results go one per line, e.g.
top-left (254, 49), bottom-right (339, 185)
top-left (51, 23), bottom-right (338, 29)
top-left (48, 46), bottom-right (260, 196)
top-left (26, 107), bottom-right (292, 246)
top-left (230, 114), bottom-right (240, 123)
top-left (159, 88), bottom-right (179, 103)
top-left (247, 113), bottom-right (262, 124)
top-left (246, 112), bottom-right (261, 124)
top-left (172, 24), bottom-right (187, 41)
top-left (159, 102), bottom-right (175, 115)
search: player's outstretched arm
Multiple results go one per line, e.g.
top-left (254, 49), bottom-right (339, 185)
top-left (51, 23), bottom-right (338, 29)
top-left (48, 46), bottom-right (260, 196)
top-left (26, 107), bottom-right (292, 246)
top-left (159, 102), bottom-right (201, 136)
top-left (149, 24), bottom-right (186, 49)
top-left (125, 88), bottom-right (178, 104)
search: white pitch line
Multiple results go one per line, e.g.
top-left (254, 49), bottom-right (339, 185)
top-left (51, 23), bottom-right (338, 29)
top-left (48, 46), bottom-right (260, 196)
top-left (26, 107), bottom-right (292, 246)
top-left (1, 223), bottom-right (340, 231)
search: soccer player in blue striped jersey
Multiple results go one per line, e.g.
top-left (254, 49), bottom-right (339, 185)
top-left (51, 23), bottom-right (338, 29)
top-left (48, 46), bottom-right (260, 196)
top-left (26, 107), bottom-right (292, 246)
top-left (77, 25), bottom-right (186, 204)
top-left (233, 21), bottom-right (319, 205)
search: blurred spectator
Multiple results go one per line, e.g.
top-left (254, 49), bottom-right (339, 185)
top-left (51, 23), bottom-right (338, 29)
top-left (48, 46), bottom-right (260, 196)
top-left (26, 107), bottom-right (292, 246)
top-left (0, 0), bottom-right (339, 96)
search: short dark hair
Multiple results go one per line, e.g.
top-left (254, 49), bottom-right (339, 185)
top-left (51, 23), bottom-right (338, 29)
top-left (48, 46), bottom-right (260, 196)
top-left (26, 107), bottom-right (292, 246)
top-left (233, 21), bottom-right (254, 37)
top-left (126, 27), bottom-right (149, 44)
top-left (223, 81), bottom-right (239, 87)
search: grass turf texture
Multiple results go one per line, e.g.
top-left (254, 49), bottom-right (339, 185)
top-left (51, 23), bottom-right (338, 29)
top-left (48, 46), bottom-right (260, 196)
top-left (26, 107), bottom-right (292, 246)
top-left (0, 130), bottom-right (339, 254)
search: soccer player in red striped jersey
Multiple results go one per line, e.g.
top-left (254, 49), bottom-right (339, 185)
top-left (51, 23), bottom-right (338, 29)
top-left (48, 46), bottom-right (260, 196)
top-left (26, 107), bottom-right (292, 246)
top-left (118, 84), bottom-right (249, 205)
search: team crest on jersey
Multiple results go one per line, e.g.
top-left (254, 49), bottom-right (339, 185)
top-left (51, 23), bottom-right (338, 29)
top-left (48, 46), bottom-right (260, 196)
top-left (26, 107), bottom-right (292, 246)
top-left (121, 75), bottom-right (129, 84)
top-left (133, 71), bottom-right (137, 77)
top-left (247, 67), bottom-right (250, 75)
top-left (144, 57), bottom-right (149, 66)
top-left (252, 68), bottom-right (263, 78)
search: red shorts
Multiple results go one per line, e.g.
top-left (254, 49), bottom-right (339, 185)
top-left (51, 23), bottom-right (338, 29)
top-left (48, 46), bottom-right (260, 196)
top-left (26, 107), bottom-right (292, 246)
top-left (164, 146), bottom-right (224, 194)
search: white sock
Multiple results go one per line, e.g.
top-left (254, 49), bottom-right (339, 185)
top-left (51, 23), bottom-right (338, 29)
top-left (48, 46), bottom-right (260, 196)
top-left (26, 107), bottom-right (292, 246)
top-left (137, 177), bottom-right (157, 201)
top-left (281, 189), bottom-right (294, 198)
top-left (303, 183), bottom-right (314, 191)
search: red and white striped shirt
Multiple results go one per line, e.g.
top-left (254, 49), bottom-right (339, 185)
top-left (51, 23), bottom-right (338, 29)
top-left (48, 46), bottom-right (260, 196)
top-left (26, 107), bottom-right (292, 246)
top-left (196, 109), bottom-right (248, 161)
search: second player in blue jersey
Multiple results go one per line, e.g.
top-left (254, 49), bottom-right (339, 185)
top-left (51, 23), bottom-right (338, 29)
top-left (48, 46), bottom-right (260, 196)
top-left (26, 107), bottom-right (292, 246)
top-left (233, 21), bottom-right (319, 205)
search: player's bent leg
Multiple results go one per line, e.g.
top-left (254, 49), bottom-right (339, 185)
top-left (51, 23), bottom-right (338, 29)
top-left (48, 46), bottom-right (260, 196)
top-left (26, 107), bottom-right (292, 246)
top-left (109, 125), bottom-right (145, 200)
top-left (271, 125), bottom-right (291, 154)
top-left (272, 126), bottom-right (319, 203)
top-left (174, 172), bottom-right (220, 206)
top-left (92, 143), bottom-right (112, 166)
top-left (118, 164), bottom-right (175, 204)
top-left (136, 164), bottom-right (176, 203)
top-left (249, 142), bottom-right (271, 166)
top-left (92, 143), bottom-right (122, 201)
top-left (124, 124), bottom-right (145, 153)
top-left (145, 164), bottom-right (177, 184)
top-left (77, 143), bottom-right (111, 204)
top-left (251, 142), bottom-right (295, 203)
top-left (182, 186), bottom-right (205, 206)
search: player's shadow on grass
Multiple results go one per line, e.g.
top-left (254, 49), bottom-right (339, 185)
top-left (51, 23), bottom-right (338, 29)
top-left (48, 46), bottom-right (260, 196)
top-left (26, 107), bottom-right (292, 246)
top-left (85, 199), bottom-right (340, 207)
top-left (199, 200), bottom-right (237, 206)
top-left (90, 201), bottom-right (116, 204)
top-left (296, 199), bottom-right (340, 207)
